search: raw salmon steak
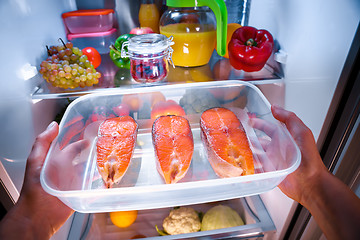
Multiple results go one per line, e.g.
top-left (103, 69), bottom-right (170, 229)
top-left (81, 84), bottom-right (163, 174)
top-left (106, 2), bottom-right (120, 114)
top-left (96, 116), bottom-right (138, 188)
top-left (152, 115), bottom-right (194, 184)
top-left (200, 107), bottom-right (254, 178)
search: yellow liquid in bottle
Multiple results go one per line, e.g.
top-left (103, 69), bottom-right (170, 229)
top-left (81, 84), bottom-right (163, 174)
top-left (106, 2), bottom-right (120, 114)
top-left (139, 3), bottom-right (160, 33)
top-left (160, 23), bottom-right (216, 67)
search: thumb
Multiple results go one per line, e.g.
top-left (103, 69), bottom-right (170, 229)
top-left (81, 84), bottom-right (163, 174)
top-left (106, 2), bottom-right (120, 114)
top-left (27, 121), bottom-right (59, 169)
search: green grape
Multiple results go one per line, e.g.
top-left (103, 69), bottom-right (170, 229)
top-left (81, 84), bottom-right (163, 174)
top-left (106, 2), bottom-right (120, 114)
top-left (64, 65), bottom-right (71, 73)
top-left (80, 75), bottom-right (86, 82)
top-left (51, 64), bottom-right (58, 70)
top-left (58, 70), bottom-right (65, 78)
top-left (84, 60), bottom-right (91, 68)
top-left (40, 41), bottom-right (101, 89)
top-left (85, 79), bottom-right (93, 87)
top-left (65, 72), bottom-right (72, 79)
top-left (87, 73), bottom-right (93, 80)
top-left (57, 45), bottom-right (65, 52)
top-left (78, 66), bottom-right (84, 74)
top-left (72, 47), bottom-right (80, 55)
top-left (79, 55), bottom-right (87, 63)
top-left (49, 75), bottom-right (56, 82)
top-left (70, 54), bottom-right (78, 62)
top-left (62, 55), bottom-right (70, 61)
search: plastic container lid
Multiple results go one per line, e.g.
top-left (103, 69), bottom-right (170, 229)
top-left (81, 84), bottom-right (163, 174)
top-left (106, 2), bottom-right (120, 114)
top-left (62, 9), bottom-right (114, 19)
top-left (67, 28), bottom-right (117, 41)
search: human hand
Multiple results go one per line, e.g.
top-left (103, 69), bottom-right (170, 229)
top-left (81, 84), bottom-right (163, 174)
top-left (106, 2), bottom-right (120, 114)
top-left (0, 121), bottom-right (88, 239)
top-left (20, 121), bottom-right (76, 237)
top-left (269, 105), bottom-right (328, 205)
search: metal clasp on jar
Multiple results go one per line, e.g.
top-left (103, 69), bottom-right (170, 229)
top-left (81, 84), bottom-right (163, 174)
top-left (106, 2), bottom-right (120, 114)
top-left (166, 36), bottom-right (175, 68)
top-left (121, 41), bottom-right (130, 58)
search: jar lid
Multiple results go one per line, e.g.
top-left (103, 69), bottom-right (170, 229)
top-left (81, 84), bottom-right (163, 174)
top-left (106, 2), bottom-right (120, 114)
top-left (127, 34), bottom-right (174, 54)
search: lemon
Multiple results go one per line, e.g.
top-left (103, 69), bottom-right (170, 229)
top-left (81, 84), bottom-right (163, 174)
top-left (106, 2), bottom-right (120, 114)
top-left (110, 210), bottom-right (138, 228)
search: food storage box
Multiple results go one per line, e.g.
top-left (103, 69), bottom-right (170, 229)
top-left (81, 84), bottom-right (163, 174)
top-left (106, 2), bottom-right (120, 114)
top-left (40, 81), bottom-right (301, 213)
top-left (62, 9), bottom-right (114, 34)
top-left (67, 28), bottom-right (117, 54)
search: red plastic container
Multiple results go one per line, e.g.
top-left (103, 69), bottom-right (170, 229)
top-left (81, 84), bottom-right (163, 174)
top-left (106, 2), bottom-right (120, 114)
top-left (62, 9), bottom-right (114, 34)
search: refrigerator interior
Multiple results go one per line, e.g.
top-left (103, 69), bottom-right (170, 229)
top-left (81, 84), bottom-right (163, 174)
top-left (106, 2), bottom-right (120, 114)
top-left (0, 0), bottom-right (359, 239)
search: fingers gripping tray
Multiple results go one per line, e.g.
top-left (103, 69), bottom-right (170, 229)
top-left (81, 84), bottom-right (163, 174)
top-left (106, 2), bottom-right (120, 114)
top-left (40, 81), bottom-right (301, 213)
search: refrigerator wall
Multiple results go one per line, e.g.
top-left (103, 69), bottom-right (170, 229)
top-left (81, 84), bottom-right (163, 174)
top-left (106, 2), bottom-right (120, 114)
top-left (0, 0), bottom-right (78, 208)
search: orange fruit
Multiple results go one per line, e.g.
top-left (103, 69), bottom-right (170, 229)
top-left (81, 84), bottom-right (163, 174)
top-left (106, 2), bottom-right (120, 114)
top-left (149, 91), bottom-right (166, 108)
top-left (215, 23), bottom-right (242, 58)
top-left (110, 210), bottom-right (138, 228)
top-left (122, 94), bottom-right (144, 111)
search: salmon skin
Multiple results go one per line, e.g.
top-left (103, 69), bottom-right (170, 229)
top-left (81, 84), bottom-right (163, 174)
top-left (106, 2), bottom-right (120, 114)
top-left (200, 107), bottom-right (254, 178)
top-left (152, 115), bottom-right (194, 184)
top-left (96, 116), bottom-right (138, 188)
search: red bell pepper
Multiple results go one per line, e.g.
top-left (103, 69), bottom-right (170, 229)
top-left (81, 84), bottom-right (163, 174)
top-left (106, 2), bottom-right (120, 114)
top-left (228, 26), bottom-right (274, 72)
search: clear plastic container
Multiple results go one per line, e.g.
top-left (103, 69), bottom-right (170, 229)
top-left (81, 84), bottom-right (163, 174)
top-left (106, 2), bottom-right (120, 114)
top-left (62, 9), bottom-right (114, 34)
top-left (67, 28), bottom-right (117, 54)
top-left (40, 80), bottom-right (300, 213)
top-left (121, 34), bottom-right (174, 83)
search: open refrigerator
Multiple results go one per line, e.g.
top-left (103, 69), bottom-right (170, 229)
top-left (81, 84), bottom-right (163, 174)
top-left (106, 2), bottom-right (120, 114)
top-left (0, 0), bottom-right (359, 239)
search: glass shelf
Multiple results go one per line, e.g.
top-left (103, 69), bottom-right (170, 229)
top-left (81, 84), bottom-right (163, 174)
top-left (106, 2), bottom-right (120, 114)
top-left (31, 51), bottom-right (283, 100)
top-left (67, 195), bottom-right (275, 239)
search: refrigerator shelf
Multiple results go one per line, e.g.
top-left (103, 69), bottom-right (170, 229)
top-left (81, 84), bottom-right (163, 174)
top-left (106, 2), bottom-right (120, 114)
top-left (31, 52), bottom-right (283, 100)
top-left (68, 195), bottom-right (276, 240)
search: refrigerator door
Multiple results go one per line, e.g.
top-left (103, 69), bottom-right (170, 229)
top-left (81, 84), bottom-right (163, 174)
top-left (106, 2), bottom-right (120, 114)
top-left (285, 23), bottom-right (360, 239)
top-left (0, 0), bottom-right (76, 209)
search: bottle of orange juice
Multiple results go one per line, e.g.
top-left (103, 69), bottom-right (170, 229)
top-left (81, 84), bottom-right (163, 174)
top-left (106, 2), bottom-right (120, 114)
top-left (159, 0), bottom-right (227, 67)
top-left (160, 7), bottom-right (216, 67)
top-left (139, 0), bottom-right (160, 33)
